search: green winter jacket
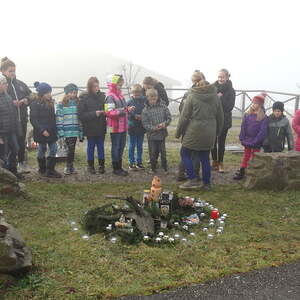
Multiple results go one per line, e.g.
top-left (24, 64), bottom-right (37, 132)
top-left (175, 84), bottom-right (224, 151)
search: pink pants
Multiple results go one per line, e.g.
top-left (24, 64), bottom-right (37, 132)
top-left (241, 147), bottom-right (260, 168)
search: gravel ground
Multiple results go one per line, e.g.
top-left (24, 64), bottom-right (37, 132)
top-left (117, 260), bottom-right (300, 300)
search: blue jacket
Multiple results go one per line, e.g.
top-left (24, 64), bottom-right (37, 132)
top-left (127, 96), bottom-right (146, 135)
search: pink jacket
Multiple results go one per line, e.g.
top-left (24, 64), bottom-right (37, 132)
top-left (105, 83), bottom-right (128, 133)
top-left (292, 109), bottom-right (300, 151)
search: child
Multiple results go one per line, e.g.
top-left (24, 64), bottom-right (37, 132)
top-left (105, 74), bottom-right (135, 176)
top-left (1, 57), bottom-right (32, 174)
top-left (142, 88), bottom-right (172, 173)
top-left (0, 75), bottom-right (20, 178)
top-left (127, 84), bottom-right (146, 170)
top-left (30, 82), bottom-right (61, 178)
top-left (78, 77), bottom-right (107, 174)
top-left (56, 84), bottom-right (83, 175)
top-left (292, 109), bottom-right (300, 151)
top-left (234, 94), bottom-right (268, 180)
top-left (263, 102), bottom-right (294, 152)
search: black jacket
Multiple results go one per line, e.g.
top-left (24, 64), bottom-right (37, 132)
top-left (127, 96), bottom-right (146, 135)
top-left (0, 92), bottom-right (18, 136)
top-left (78, 91), bottom-right (107, 137)
top-left (5, 76), bottom-right (32, 124)
top-left (214, 80), bottom-right (235, 129)
top-left (29, 95), bottom-right (57, 143)
top-left (142, 82), bottom-right (169, 106)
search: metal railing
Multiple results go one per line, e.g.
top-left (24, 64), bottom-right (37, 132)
top-left (32, 86), bottom-right (300, 118)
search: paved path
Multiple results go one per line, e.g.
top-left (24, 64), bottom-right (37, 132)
top-left (118, 261), bottom-right (300, 300)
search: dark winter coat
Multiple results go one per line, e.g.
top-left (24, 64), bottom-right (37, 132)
top-left (239, 113), bottom-right (268, 148)
top-left (213, 80), bottom-right (235, 129)
top-left (5, 76), bottom-right (32, 124)
top-left (263, 114), bottom-right (294, 152)
top-left (142, 82), bottom-right (169, 106)
top-left (29, 94), bottom-right (57, 143)
top-left (0, 92), bottom-right (18, 135)
top-left (142, 102), bottom-right (172, 141)
top-left (78, 91), bottom-right (107, 137)
top-left (176, 84), bottom-right (224, 151)
top-left (127, 96), bottom-right (146, 135)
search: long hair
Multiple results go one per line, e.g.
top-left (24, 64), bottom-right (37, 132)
top-left (0, 57), bottom-right (15, 72)
top-left (61, 94), bottom-right (79, 107)
top-left (87, 76), bottom-right (99, 94)
top-left (246, 105), bottom-right (265, 121)
top-left (143, 76), bottom-right (158, 86)
top-left (37, 94), bottom-right (55, 109)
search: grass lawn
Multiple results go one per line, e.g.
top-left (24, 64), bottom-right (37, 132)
top-left (1, 181), bottom-right (300, 299)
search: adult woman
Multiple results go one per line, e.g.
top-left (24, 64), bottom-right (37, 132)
top-left (211, 69), bottom-right (235, 173)
top-left (176, 80), bottom-right (224, 190)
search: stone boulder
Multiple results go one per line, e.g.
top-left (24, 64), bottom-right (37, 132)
top-left (244, 151), bottom-right (300, 190)
top-left (0, 211), bottom-right (32, 274)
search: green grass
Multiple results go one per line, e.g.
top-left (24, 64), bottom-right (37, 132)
top-left (1, 182), bottom-right (300, 299)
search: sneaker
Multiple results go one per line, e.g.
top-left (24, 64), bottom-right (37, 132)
top-left (202, 183), bottom-right (212, 191)
top-left (136, 164), bottom-right (145, 170)
top-left (64, 166), bottom-right (72, 175)
top-left (129, 163), bottom-right (137, 171)
top-left (179, 178), bottom-right (201, 190)
top-left (18, 162), bottom-right (30, 174)
top-left (218, 163), bottom-right (225, 173)
top-left (212, 161), bottom-right (219, 171)
top-left (148, 169), bottom-right (157, 175)
top-left (233, 168), bottom-right (245, 180)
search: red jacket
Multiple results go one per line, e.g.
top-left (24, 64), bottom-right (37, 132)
top-left (292, 109), bottom-right (300, 151)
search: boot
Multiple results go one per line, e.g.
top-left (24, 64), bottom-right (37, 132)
top-left (64, 163), bottom-right (73, 175)
top-left (87, 160), bottom-right (96, 174)
top-left (218, 162), bottom-right (225, 173)
top-left (233, 167), bottom-right (245, 180)
top-left (8, 167), bottom-right (24, 180)
top-left (179, 178), bottom-right (201, 190)
top-left (98, 159), bottom-right (105, 174)
top-left (46, 157), bottom-right (62, 178)
top-left (119, 160), bottom-right (128, 176)
top-left (37, 158), bottom-right (46, 175)
top-left (113, 161), bottom-right (122, 176)
top-left (177, 161), bottom-right (187, 182)
top-left (212, 160), bottom-right (219, 171)
top-left (18, 161), bottom-right (31, 174)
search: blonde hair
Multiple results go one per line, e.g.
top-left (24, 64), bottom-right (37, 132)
top-left (219, 68), bottom-right (231, 79)
top-left (0, 57), bottom-right (16, 72)
top-left (146, 88), bottom-right (158, 97)
top-left (61, 94), bottom-right (79, 107)
top-left (130, 84), bottom-right (143, 94)
top-left (246, 105), bottom-right (265, 121)
top-left (192, 71), bottom-right (206, 83)
top-left (195, 80), bottom-right (210, 87)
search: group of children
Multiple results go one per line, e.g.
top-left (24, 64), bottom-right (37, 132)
top-left (1, 56), bottom-right (300, 185)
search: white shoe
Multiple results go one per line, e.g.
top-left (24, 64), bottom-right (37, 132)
top-left (18, 162), bottom-right (30, 174)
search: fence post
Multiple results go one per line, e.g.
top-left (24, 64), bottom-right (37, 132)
top-left (241, 92), bottom-right (246, 117)
top-left (295, 96), bottom-right (300, 113)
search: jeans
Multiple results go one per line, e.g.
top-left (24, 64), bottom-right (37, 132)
top-left (128, 134), bottom-right (144, 164)
top-left (87, 136), bottom-right (105, 161)
top-left (181, 146), bottom-right (211, 184)
top-left (38, 142), bottom-right (57, 159)
top-left (111, 132), bottom-right (127, 163)
top-left (1, 133), bottom-right (19, 171)
top-left (241, 147), bottom-right (260, 168)
top-left (211, 128), bottom-right (229, 163)
top-left (148, 139), bottom-right (167, 171)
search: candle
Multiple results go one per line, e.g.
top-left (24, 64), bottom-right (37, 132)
top-left (210, 209), bottom-right (220, 220)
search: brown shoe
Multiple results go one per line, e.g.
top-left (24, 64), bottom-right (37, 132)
top-left (218, 163), bottom-right (225, 173)
top-left (212, 160), bottom-right (219, 171)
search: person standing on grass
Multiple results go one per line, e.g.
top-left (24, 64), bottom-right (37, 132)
top-left (177, 70), bottom-right (206, 182)
top-left (211, 69), bottom-right (235, 173)
top-left (78, 77), bottom-right (106, 175)
top-left (176, 80), bottom-right (224, 191)
top-left (142, 88), bottom-right (172, 174)
top-left (30, 82), bottom-right (61, 178)
top-left (263, 102), bottom-right (294, 153)
top-left (127, 84), bottom-right (146, 170)
top-left (292, 108), bottom-right (300, 152)
top-left (142, 76), bottom-right (169, 106)
top-left (105, 74), bottom-right (135, 176)
top-left (233, 94), bottom-right (268, 180)
top-left (1, 57), bottom-right (32, 174)
top-left (0, 75), bottom-right (20, 178)
top-left (56, 84), bottom-right (83, 175)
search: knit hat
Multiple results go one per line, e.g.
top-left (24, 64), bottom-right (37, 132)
top-left (0, 75), bottom-right (7, 84)
top-left (107, 74), bottom-right (123, 85)
top-left (64, 83), bottom-right (78, 94)
top-left (34, 81), bottom-right (52, 96)
top-left (252, 93), bottom-right (266, 106)
top-left (272, 101), bottom-right (284, 112)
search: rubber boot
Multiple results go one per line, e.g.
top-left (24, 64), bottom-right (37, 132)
top-left (46, 157), bottom-right (62, 178)
top-left (113, 161), bottom-right (122, 176)
top-left (233, 167), bottom-right (245, 180)
top-left (98, 159), bottom-right (105, 174)
top-left (119, 159), bottom-right (128, 176)
top-left (37, 157), bottom-right (46, 175)
top-left (87, 160), bottom-right (96, 174)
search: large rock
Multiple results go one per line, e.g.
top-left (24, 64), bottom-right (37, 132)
top-left (244, 151), bottom-right (300, 190)
top-left (0, 212), bottom-right (32, 274)
top-left (0, 160), bottom-right (25, 196)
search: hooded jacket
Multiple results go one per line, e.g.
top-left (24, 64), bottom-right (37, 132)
top-left (213, 80), bottom-right (235, 129)
top-left (239, 113), bottom-right (268, 148)
top-left (292, 109), bottom-right (300, 151)
top-left (176, 84), bottom-right (224, 151)
top-left (263, 114), bottom-right (294, 152)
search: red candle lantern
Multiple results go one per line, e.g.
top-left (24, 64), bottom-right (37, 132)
top-left (210, 209), bottom-right (220, 220)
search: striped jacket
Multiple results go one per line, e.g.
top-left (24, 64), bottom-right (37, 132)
top-left (56, 100), bottom-right (83, 139)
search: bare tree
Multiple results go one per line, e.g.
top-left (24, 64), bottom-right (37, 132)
top-left (121, 62), bottom-right (141, 95)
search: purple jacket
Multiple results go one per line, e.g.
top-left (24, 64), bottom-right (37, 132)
top-left (239, 114), bottom-right (268, 148)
